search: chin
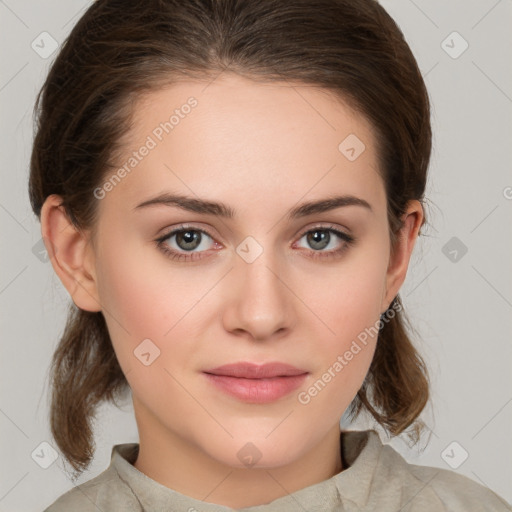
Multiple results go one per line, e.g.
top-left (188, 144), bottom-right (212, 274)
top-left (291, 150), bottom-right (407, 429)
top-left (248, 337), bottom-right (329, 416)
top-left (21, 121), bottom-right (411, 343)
top-left (206, 435), bottom-right (303, 470)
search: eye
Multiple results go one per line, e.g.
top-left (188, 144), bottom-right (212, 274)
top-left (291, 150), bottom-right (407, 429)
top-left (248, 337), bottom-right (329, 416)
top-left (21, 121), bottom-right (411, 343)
top-left (155, 225), bottom-right (217, 262)
top-left (294, 224), bottom-right (355, 260)
top-left (155, 223), bottom-right (356, 262)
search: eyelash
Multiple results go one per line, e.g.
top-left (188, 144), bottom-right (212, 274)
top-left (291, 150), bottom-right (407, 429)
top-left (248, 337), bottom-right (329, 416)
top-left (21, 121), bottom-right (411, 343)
top-left (155, 223), bottom-right (356, 263)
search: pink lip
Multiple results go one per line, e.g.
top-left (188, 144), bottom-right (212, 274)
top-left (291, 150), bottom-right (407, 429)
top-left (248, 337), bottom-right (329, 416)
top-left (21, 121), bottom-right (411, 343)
top-left (203, 362), bottom-right (308, 403)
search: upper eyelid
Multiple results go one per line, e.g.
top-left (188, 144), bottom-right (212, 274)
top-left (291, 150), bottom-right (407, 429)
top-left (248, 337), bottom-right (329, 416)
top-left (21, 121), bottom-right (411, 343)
top-left (157, 224), bottom-right (215, 242)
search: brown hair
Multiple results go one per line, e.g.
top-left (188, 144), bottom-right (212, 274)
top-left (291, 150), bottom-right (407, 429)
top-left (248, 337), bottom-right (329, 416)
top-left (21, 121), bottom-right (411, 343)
top-left (29, 0), bottom-right (431, 478)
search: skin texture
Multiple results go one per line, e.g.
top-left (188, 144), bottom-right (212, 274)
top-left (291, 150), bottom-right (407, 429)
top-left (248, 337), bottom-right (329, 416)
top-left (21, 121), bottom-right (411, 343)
top-left (41, 72), bottom-right (423, 509)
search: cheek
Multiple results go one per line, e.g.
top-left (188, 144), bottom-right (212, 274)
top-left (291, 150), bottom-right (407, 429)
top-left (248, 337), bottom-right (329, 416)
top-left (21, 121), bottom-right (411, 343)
top-left (307, 247), bottom-right (389, 341)
top-left (94, 236), bottom-right (222, 377)
top-left (94, 239), bottom-right (181, 367)
top-left (296, 265), bottom-right (386, 417)
top-left (300, 244), bottom-right (388, 390)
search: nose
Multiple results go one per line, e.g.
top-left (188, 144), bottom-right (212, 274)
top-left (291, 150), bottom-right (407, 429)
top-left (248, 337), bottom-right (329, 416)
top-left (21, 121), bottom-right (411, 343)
top-left (222, 247), bottom-right (296, 342)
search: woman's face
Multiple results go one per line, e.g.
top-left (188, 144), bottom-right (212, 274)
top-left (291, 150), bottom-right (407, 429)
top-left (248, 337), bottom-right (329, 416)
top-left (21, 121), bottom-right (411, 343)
top-left (70, 73), bottom-right (420, 468)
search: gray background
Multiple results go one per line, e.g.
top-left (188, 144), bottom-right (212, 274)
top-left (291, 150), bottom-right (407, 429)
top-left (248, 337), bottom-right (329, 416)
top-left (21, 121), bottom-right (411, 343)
top-left (1, 0), bottom-right (511, 510)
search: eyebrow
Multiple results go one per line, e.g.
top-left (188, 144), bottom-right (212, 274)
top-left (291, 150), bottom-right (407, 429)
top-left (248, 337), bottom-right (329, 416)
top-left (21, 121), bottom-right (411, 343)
top-left (133, 192), bottom-right (372, 219)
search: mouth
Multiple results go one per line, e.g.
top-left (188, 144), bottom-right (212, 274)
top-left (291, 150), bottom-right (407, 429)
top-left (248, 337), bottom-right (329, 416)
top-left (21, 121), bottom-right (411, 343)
top-left (203, 362), bottom-right (309, 403)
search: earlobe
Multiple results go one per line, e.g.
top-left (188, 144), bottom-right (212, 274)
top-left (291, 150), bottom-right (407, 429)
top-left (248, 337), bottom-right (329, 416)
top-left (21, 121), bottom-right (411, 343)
top-left (40, 194), bottom-right (102, 312)
top-left (382, 200), bottom-right (424, 312)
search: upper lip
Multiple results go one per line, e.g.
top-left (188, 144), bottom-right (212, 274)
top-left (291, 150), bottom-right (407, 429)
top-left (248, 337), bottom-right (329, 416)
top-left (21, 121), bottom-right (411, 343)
top-left (204, 362), bottom-right (308, 379)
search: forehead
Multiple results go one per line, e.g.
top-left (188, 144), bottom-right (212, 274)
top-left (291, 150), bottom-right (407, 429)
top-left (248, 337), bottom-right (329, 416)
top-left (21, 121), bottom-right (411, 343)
top-left (103, 73), bottom-right (385, 215)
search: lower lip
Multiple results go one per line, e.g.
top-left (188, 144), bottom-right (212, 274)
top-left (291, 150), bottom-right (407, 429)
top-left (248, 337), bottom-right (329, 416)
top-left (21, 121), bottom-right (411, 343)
top-left (203, 373), bottom-right (308, 403)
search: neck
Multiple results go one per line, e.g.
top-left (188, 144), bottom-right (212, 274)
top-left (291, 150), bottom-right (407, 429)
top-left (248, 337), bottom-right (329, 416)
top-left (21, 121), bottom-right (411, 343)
top-left (132, 409), bottom-right (343, 509)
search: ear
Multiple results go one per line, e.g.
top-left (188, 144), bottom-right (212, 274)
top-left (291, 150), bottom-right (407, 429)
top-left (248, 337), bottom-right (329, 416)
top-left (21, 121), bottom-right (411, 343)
top-left (381, 200), bottom-right (424, 313)
top-left (40, 194), bottom-right (101, 312)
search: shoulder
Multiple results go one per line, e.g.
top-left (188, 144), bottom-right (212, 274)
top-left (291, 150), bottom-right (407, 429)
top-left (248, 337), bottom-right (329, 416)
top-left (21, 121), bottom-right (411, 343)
top-left (406, 461), bottom-right (511, 511)
top-left (43, 464), bottom-right (139, 511)
top-left (379, 441), bottom-right (512, 511)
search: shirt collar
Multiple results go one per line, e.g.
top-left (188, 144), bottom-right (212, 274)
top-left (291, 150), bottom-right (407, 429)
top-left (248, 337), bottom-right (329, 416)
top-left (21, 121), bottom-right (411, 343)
top-left (110, 429), bottom-right (384, 511)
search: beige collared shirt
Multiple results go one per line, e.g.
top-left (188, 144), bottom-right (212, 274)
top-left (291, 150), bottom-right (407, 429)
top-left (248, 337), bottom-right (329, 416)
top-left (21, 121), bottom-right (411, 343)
top-left (44, 429), bottom-right (511, 511)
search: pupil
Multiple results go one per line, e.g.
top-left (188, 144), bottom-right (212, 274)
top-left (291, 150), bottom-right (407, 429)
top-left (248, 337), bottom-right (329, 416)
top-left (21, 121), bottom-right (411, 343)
top-left (178, 231), bottom-right (200, 250)
top-left (309, 230), bottom-right (329, 250)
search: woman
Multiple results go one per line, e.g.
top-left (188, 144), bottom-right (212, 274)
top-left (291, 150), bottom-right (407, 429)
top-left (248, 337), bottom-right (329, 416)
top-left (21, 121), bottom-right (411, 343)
top-left (30, 0), bottom-right (511, 510)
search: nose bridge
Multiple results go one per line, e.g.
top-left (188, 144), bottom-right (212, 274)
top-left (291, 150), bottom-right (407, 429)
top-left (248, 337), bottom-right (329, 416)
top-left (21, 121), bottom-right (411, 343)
top-left (223, 234), bottom-right (294, 339)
